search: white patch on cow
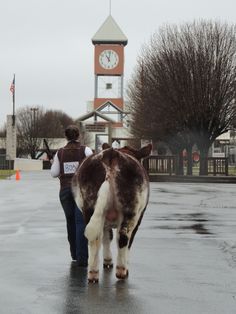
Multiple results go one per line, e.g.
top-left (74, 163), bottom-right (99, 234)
top-left (72, 180), bottom-right (84, 211)
top-left (116, 245), bottom-right (129, 269)
top-left (88, 238), bottom-right (101, 269)
top-left (85, 180), bottom-right (110, 241)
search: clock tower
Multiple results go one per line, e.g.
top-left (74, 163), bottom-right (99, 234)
top-left (92, 15), bottom-right (128, 124)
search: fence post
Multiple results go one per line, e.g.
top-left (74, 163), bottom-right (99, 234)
top-left (214, 159), bottom-right (216, 176)
top-left (225, 158), bottom-right (229, 176)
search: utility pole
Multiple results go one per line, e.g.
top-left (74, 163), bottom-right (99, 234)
top-left (30, 107), bottom-right (39, 137)
top-left (30, 107), bottom-right (39, 159)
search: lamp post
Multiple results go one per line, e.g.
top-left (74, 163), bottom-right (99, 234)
top-left (30, 107), bottom-right (39, 138)
top-left (30, 107), bottom-right (39, 159)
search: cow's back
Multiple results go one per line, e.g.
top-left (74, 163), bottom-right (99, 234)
top-left (72, 148), bottom-right (149, 223)
top-left (102, 148), bottom-right (149, 213)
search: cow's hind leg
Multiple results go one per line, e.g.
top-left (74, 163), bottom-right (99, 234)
top-left (103, 227), bottom-right (113, 269)
top-left (87, 236), bottom-right (102, 283)
top-left (116, 227), bottom-right (129, 279)
top-left (116, 246), bottom-right (129, 279)
top-left (115, 216), bottom-right (137, 279)
top-left (115, 208), bottom-right (146, 279)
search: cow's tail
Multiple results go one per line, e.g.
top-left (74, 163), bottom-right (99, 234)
top-left (84, 180), bottom-right (110, 242)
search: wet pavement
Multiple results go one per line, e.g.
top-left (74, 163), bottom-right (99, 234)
top-left (0, 171), bottom-right (236, 314)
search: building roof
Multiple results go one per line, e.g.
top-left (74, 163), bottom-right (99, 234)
top-left (76, 110), bottom-right (115, 123)
top-left (92, 15), bottom-right (128, 46)
top-left (216, 131), bottom-right (230, 141)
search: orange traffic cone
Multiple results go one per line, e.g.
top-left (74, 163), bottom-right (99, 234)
top-left (15, 170), bottom-right (21, 181)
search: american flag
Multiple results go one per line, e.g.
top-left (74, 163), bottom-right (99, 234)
top-left (10, 75), bottom-right (15, 94)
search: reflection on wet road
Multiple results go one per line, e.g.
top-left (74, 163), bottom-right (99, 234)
top-left (62, 262), bottom-right (144, 314)
top-left (153, 212), bottom-right (213, 235)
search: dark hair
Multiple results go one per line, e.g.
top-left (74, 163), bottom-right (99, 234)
top-left (65, 125), bottom-right (80, 141)
top-left (102, 143), bottom-right (110, 150)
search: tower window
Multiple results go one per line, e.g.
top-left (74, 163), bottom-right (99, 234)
top-left (106, 83), bottom-right (112, 89)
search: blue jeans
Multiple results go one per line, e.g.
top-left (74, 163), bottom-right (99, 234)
top-left (59, 187), bottom-right (88, 264)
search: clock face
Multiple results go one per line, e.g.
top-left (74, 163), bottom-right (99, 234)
top-left (99, 50), bottom-right (119, 70)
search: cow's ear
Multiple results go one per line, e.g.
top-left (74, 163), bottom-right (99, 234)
top-left (139, 144), bottom-right (152, 158)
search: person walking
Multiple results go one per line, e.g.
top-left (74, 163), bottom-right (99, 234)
top-left (50, 125), bottom-right (93, 266)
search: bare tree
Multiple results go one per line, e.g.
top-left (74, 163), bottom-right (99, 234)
top-left (17, 106), bottom-right (44, 159)
top-left (16, 107), bottom-right (75, 158)
top-left (128, 20), bottom-right (236, 175)
top-left (39, 110), bottom-right (74, 138)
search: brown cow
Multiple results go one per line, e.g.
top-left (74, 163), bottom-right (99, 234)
top-left (72, 144), bottom-right (152, 283)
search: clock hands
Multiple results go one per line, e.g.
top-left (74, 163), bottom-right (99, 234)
top-left (106, 51), bottom-right (111, 62)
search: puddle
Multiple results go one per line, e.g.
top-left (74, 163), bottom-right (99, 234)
top-left (152, 212), bottom-right (213, 235)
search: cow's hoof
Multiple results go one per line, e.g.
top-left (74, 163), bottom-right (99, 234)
top-left (103, 263), bottom-right (113, 269)
top-left (88, 278), bottom-right (99, 284)
top-left (103, 259), bottom-right (113, 269)
top-left (88, 270), bottom-right (99, 283)
top-left (116, 266), bottom-right (129, 279)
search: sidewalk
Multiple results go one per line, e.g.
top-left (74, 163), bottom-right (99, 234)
top-left (0, 171), bottom-right (236, 314)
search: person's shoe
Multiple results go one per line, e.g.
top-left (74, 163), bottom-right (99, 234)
top-left (71, 255), bottom-right (77, 261)
top-left (71, 250), bottom-right (77, 261)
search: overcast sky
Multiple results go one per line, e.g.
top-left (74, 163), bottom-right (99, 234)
top-left (0, 0), bottom-right (236, 127)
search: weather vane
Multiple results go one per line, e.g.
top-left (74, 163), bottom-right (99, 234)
top-left (109, 0), bottom-right (112, 15)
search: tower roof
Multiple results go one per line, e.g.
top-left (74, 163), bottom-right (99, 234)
top-left (92, 15), bottom-right (128, 46)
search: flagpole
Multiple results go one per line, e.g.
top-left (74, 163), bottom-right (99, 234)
top-left (12, 74), bottom-right (15, 126)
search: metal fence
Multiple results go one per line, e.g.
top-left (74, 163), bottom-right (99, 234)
top-left (207, 157), bottom-right (228, 176)
top-left (143, 156), bottom-right (176, 175)
top-left (143, 156), bottom-right (229, 176)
